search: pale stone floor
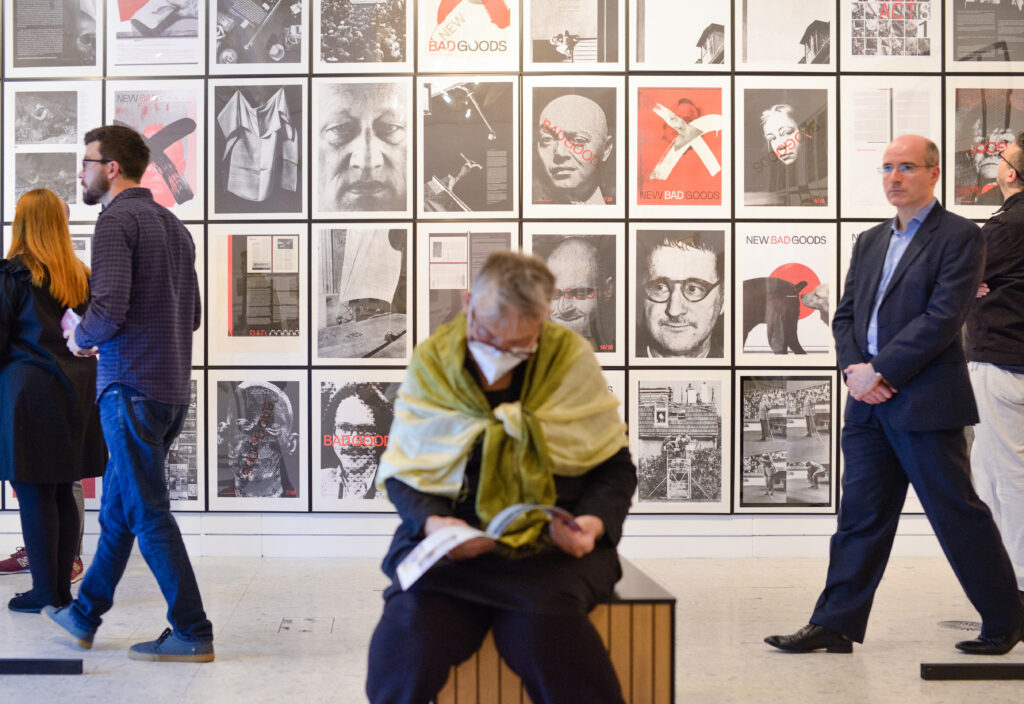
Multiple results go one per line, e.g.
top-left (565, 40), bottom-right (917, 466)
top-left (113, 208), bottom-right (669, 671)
top-left (0, 556), bottom-right (1021, 703)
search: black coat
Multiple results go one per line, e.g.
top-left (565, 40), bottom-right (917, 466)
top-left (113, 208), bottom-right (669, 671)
top-left (0, 258), bottom-right (106, 483)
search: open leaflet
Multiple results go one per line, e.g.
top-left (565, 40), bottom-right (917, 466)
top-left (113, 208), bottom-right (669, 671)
top-left (396, 503), bottom-right (580, 590)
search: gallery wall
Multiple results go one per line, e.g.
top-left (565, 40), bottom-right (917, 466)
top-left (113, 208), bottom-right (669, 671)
top-left (1, 0), bottom-right (1019, 557)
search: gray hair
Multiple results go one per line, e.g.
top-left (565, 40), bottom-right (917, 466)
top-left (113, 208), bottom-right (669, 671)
top-left (469, 251), bottom-right (554, 322)
top-left (760, 104), bottom-right (795, 128)
top-left (923, 138), bottom-right (940, 167)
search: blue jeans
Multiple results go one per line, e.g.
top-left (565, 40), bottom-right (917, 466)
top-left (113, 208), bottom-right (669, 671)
top-left (71, 384), bottom-right (213, 641)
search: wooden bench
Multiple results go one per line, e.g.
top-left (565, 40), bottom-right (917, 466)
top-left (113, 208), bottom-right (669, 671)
top-left (436, 559), bottom-right (676, 704)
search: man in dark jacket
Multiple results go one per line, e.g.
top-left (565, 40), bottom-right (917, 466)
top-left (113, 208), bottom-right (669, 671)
top-left (966, 130), bottom-right (1024, 597)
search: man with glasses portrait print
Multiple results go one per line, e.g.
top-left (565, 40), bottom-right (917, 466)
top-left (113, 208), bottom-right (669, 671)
top-left (541, 236), bottom-right (614, 352)
top-left (636, 231), bottom-right (725, 359)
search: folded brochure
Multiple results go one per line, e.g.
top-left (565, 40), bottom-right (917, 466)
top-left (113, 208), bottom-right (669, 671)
top-left (396, 503), bottom-right (579, 590)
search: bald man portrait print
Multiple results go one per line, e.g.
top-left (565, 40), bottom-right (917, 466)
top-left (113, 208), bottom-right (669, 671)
top-left (530, 85), bottom-right (618, 211)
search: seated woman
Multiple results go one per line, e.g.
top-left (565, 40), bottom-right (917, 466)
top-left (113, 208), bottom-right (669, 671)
top-left (366, 251), bottom-right (636, 704)
top-left (0, 189), bottom-right (106, 612)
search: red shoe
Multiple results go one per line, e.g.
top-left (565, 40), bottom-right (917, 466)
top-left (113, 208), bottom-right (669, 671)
top-left (0, 547), bottom-right (29, 574)
top-left (70, 557), bottom-right (84, 584)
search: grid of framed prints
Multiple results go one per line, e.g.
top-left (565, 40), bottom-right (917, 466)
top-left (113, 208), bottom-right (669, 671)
top-left (0, 0), bottom-right (1011, 518)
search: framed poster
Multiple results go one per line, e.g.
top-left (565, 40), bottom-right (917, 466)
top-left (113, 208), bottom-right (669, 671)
top-left (312, 76), bottom-right (412, 219)
top-left (3, 80), bottom-right (102, 223)
top-left (629, 75), bottom-right (730, 220)
top-left (210, 0), bottom-right (307, 74)
top-left (209, 78), bottom-right (307, 219)
top-left (314, 0), bottom-right (410, 73)
top-left (945, 76), bottom-right (1024, 219)
top-left (842, 0), bottom-right (939, 72)
top-left (628, 223), bottom-right (732, 367)
top-left (523, 75), bottom-right (625, 219)
top-left (735, 371), bottom-right (837, 513)
top-left (630, 369), bottom-right (731, 514)
top-left (523, 222), bottom-right (625, 367)
top-left (188, 223), bottom-right (206, 366)
top-left (415, 223), bottom-right (516, 342)
top-left (312, 224), bottom-right (412, 365)
top-left (417, 76), bottom-right (518, 219)
top-left (630, 0), bottom-right (728, 70)
top-left (208, 369), bottom-right (309, 511)
top-left (312, 369), bottom-right (404, 512)
top-left (736, 76), bottom-right (836, 220)
top-left (167, 372), bottom-right (206, 511)
top-left (735, 0), bottom-right (834, 71)
top-left (4, 0), bottom-right (103, 77)
top-left (107, 0), bottom-right (205, 75)
top-left (839, 75), bottom-right (942, 221)
top-left (208, 223), bottom-right (308, 366)
top-left (946, 0), bottom-right (1024, 71)
top-left (106, 79), bottom-right (205, 221)
top-left (523, 0), bottom-right (624, 72)
top-left (734, 222), bottom-right (837, 367)
top-left (417, 0), bottom-right (518, 72)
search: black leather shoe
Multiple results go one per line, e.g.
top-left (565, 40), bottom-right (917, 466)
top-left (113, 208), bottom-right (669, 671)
top-left (955, 624), bottom-right (1024, 655)
top-left (765, 624), bottom-right (853, 653)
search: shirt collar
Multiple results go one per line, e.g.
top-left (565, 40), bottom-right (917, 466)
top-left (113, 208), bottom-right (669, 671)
top-left (891, 198), bottom-right (937, 236)
top-left (100, 187), bottom-right (153, 211)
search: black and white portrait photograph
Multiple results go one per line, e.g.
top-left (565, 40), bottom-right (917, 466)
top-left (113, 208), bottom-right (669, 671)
top-left (417, 0), bottom-right (518, 72)
top-left (5, 0), bottom-right (102, 76)
top-left (737, 77), bottom-right (836, 219)
top-left (734, 222), bottom-right (836, 366)
top-left (107, 0), bottom-right (204, 75)
top-left (313, 77), bottom-right (412, 218)
top-left (208, 223), bottom-right (308, 366)
top-left (313, 370), bottom-right (404, 511)
top-left (949, 0), bottom-right (1024, 68)
top-left (4, 80), bottom-right (102, 222)
top-left (523, 76), bottom-right (625, 219)
top-left (211, 0), bottom-right (305, 73)
top-left (736, 373), bottom-right (835, 513)
top-left (525, 223), bottom-right (624, 366)
top-left (840, 75), bottom-right (942, 219)
top-left (629, 225), bottom-right (731, 366)
top-left (415, 224), bottom-right (514, 341)
top-left (315, 0), bottom-right (409, 72)
top-left (947, 78), bottom-right (1024, 218)
top-left (524, 0), bottom-right (623, 71)
top-left (166, 375), bottom-right (205, 510)
top-left (736, 0), bottom-right (833, 70)
top-left (209, 370), bottom-right (308, 511)
top-left (313, 225), bottom-right (411, 364)
top-left (843, 0), bottom-right (936, 71)
top-left (630, 371), bottom-right (731, 514)
top-left (631, 0), bottom-right (728, 69)
top-left (210, 78), bottom-right (306, 219)
top-left (418, 77), bottom-right (517, 218)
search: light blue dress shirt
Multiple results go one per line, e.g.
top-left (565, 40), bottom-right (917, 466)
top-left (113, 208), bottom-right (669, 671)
top-left (866, 198), bottom-right (938, 355)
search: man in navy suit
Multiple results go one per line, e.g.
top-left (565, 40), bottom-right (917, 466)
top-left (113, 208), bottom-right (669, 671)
top-left (765, 134), bottom-right (1024, 655)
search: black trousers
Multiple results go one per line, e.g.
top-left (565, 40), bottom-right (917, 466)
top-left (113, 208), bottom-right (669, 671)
top-left (366, 589), bottom-right (625, 704)
top-left (11, 481), bottom-right (78, 607)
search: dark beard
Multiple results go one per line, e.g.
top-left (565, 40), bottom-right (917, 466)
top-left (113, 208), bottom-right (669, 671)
top-left (82, 177), bottom-right (109, 206)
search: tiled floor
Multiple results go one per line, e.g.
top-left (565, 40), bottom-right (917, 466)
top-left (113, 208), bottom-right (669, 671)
top-left (0, 555), bottom-right (1021, 703)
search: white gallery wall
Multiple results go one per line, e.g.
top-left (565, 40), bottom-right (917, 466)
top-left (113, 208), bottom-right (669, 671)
top-left (2, 0), bottom-right (1014, 558)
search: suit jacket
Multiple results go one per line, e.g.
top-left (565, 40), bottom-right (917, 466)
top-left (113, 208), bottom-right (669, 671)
top-left (833, 202), bottom-right (983, 431)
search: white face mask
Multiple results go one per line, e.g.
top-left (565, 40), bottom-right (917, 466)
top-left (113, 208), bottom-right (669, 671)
top-left (467, 340), bottom-right (531, 385)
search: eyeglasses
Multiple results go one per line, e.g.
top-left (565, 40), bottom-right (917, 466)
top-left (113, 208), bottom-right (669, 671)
top-left (466, 311), bottom-right (537, 359)
top-left (644, 277), bottom-right (721, 304)
top-left (81, 158), bottom-right (111, 169)
top-left (551, 287), bottom-right (596, 301)
top-left (877, 163), bottom-right (936, 175)
top-left (999, 151), bottom-right (1018, 173)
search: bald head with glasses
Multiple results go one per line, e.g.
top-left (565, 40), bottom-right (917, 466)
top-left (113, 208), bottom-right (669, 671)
top-left (638, 231), bottom-right (725, 359)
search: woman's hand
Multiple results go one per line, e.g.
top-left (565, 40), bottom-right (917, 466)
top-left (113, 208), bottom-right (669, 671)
top-left (549, 514), bottom-right (604, 558)
top-left (424, 515), bottom-right (496, 561)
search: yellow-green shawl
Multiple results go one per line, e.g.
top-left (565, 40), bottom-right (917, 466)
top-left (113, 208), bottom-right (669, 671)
top-left (377, 313), bottom-right (628, 548)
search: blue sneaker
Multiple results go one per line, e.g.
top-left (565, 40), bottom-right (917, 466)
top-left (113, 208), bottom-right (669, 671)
top-left (41, 604), bottom-right (95, 650)
top-left (128, 628), bottom-right (214, 663)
